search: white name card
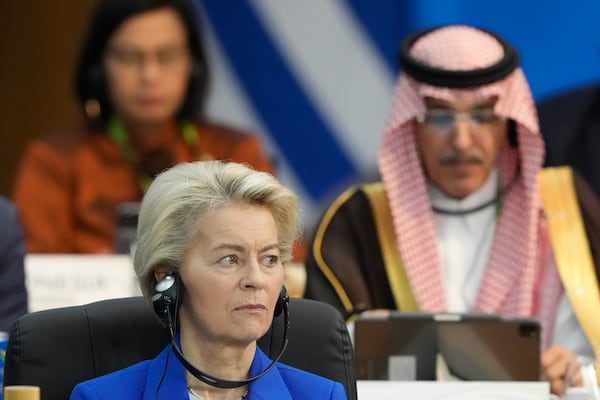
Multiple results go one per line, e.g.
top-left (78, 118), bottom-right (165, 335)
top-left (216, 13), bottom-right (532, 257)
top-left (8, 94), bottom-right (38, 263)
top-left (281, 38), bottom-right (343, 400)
top-left (25, 255), bottom-right (141, 312)
top-left (357, 381), bottom-right (550, 400)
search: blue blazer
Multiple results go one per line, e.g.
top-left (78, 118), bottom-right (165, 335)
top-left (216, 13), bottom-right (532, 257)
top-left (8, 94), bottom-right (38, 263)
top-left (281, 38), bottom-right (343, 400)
top-left (70, 344), bottom-right (347, 400)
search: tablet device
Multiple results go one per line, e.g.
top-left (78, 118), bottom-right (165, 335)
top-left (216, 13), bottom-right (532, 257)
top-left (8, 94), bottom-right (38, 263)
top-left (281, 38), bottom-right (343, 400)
top-left (354, 312), bottom-right (540, 381)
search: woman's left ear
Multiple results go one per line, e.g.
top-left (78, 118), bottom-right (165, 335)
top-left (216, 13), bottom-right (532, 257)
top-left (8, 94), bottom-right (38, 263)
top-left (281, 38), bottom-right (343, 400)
top-left (154, 265), bottom-right (173, 282)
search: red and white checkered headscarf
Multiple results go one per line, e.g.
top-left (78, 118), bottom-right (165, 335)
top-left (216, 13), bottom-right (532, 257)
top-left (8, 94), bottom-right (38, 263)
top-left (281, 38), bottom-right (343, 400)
top-left (379, 25), bottom-right (562, 347)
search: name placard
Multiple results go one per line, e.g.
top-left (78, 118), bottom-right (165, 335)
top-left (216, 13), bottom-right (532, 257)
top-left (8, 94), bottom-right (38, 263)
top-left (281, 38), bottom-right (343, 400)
top-left (357, 381), bottom-right (549, 400)
top-left (25, 255), bottom-right (140, 312)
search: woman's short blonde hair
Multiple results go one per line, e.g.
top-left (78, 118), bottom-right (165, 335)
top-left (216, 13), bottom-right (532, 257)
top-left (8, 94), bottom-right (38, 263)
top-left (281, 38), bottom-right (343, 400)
top-left (133, 160), bottom-right (300, 300)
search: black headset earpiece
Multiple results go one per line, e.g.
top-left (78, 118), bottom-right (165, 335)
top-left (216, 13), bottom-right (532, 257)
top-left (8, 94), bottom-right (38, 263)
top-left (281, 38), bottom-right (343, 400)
top-left (274, 285), bottom-right (288, 317)
top-left (151, 271), bottom-right (183, 327)
top-left (153, 273), bottom-right (290, 388)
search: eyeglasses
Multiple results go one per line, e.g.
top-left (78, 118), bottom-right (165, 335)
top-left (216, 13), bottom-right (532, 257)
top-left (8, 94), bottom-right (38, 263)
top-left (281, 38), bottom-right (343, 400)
top-left (105, 45), bottom-right (191, 73)
top-left (416, 108), bottom-right (500, 134)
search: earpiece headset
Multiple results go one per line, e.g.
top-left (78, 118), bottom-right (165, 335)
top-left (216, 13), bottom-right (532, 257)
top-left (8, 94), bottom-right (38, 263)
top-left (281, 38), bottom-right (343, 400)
top-left (151, 271), bottom-right (290, 388)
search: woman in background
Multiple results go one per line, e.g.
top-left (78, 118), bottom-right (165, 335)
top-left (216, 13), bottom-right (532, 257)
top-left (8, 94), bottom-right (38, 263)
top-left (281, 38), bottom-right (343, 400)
top-left (13, 0), bottom-right (272, 253)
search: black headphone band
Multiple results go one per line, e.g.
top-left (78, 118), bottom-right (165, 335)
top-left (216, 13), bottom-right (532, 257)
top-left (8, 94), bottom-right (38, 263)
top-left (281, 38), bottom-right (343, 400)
top-left (167, 302), bottom-right (289, 388)
top-left (152, 272), bottom-right (290, 388)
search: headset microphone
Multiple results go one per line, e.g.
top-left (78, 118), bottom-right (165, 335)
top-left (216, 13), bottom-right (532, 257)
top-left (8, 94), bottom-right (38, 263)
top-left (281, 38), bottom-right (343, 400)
top-left (151, 272), bottom-right (290, 389)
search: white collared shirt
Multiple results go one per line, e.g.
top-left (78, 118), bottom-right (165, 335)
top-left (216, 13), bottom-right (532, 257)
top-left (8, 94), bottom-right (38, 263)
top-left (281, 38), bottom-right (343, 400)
top-left (428, 169), bottom-right (499, 312)
top-left (427, 170), bottom-right (593, 356)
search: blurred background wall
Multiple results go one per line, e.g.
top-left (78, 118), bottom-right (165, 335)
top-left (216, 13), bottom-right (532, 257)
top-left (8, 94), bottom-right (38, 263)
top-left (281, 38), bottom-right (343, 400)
top-left (2, 0), bottom-right (600, 229)
top-left (0, 1), bottom-right (94, 198)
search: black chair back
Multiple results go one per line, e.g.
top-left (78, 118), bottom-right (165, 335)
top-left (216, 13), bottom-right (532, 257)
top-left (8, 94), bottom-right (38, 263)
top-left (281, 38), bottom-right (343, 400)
top-left (4, 297), bottom-right (356, 400)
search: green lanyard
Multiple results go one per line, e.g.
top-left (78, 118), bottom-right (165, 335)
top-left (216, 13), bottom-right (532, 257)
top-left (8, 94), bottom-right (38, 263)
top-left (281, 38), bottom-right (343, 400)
top-left (108, 117), bottom-right (198, 190)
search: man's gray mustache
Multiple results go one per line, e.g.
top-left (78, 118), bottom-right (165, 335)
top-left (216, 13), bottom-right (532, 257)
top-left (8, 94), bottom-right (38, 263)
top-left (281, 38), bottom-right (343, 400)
top-left (439, 152), bottom-right (484, 164)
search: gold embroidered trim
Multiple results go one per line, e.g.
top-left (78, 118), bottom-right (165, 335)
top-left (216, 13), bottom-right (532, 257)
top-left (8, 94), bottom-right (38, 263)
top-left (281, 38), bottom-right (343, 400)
top-left (538, 166), bottom-right (600, 358)
top-left (311, 187), bottom-right (357, 315)
top-left (362, 183), bottom-right (418, 312)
